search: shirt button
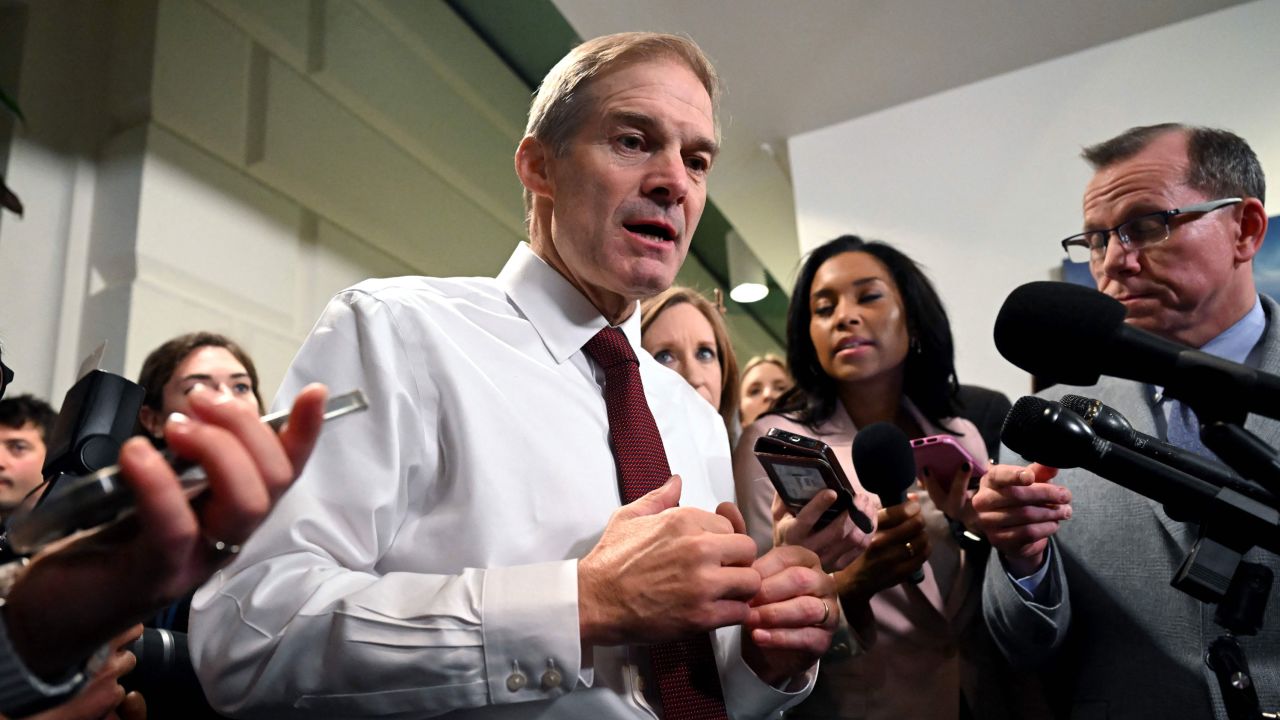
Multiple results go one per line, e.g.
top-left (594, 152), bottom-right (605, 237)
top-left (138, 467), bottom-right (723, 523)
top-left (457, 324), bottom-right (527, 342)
top-left (541, 668), bottom-right (563, 690)
top-left (506, 671), bottom-right (528, 692)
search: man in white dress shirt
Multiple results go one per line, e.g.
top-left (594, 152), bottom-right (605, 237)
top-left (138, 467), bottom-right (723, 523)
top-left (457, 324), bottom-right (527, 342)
top-left (191, 32), bottom-right (866, 719)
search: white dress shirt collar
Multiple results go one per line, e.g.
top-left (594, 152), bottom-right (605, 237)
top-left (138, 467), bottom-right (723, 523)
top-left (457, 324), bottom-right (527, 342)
top-left (497, 243), bottom-right (644, 364)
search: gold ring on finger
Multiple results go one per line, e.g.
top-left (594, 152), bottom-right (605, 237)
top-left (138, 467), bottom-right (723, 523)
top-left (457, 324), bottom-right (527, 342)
top-left (905, 541), bottom-right (916, 558)
top-left (815, 598), bottom-right (830, 627)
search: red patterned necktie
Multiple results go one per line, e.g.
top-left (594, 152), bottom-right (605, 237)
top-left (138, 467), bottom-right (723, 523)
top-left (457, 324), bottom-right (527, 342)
top-left (583, 327), bottom-right (730, 720)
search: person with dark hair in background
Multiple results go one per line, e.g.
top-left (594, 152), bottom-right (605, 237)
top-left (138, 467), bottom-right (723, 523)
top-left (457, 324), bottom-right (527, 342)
top-left (136, 332), bottom-right (264, 443)
top-left (735, 235), bottom-right (1035, 719)
top-left (190, 32), bottom-right (852, 719)
top-left (640, 285), bottom-right (741, 440)
top-left (739, 354), bottom-right (790, 428)
top-left (0, 394), bottom-right (55, 526)
top-left (0, 342), bottom-right (327, 718)
top-left (122, 332), bottom-right (267, 719)
top-left (974, 124), bottom-right (1277, 718)
top-left (954, 385), bottom-right (1012, 463)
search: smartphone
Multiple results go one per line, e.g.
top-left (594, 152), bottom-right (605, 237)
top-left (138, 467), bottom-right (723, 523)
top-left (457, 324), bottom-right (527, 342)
top-left (910, 434), bottom-right (987, 490)
top-left (754, 428), bottom-right (874, 533)
top-left (4, 390), bottom-right (368, 555)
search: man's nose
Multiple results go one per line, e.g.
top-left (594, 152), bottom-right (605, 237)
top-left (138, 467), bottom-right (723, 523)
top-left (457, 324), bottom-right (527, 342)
top-left (1098, 231), bottom-right (1140, 276)
top-left (642, 149), bottom-right (689, 206)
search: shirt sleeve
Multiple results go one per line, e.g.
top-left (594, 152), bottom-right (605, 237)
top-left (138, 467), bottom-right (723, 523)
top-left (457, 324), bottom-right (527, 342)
top-left (1009, 543), bottom-right (1055, 602)
top-left (189, 291), bottom-right (583, 719)
top-left (714, 625), bottom-right (816, 719)
top-left (731, 421), bottom-right (780, 557)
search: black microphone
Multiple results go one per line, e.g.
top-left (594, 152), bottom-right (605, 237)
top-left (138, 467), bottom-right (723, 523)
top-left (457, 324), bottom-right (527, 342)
top-left (1059, 394), bottom-right (1277, 506)
top-left (853, 422), bottom-right (924, 584)
top-left (1001, 396), bottom-right (1280, 555)
top-left (993, 282), bottom-right (1280, 423)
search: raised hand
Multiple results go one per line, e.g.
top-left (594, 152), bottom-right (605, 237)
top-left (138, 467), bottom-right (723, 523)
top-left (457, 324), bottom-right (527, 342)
top-left (5, 384), bottom-right (328, 680)
top-left (772, 489), bottom-right (878, 572)
top-left (971, 462), bottom-right (1070, 577)
top-left (833, 498), bottom-right (929, 611)
top-left (742, 543), bottom-right (838, 687)
top-left (577, 475), bottom-right (763, 646)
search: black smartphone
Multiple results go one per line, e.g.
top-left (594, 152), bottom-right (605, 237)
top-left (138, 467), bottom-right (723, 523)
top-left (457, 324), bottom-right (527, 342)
top-left (754, 428), bottom-right (874, 533)
top-left (4, 390), bottom-right (368, 555)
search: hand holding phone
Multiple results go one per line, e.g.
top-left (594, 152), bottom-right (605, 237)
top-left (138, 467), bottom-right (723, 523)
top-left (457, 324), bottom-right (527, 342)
top-left (754, 428), bottom-right (874, 534)
top-left (4, 390), bottom-right (368, 555)
top-left (910, 434), bottom-right (986, 490)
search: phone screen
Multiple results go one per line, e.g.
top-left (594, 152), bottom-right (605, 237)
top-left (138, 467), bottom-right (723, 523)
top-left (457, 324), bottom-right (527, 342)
top-left (773, 462), bottom-right (828, 501)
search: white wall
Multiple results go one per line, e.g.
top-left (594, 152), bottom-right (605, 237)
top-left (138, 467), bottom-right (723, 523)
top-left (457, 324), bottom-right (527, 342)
top-left (0, 0), bottom-right (775, 407)
top-left (789, 0), bottom-right (1280, 401)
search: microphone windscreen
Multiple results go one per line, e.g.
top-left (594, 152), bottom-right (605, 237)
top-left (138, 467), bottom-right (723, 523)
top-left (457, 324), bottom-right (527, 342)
top-left (1000, 395), bottom-right (1055, 454)
top-left (853, 422), bottom-right (918, 505)
top-left (993, 281), bottom-right (1126, 385)
top-left (1059, 394), bottom-right (1095, 417)
top-left (1001, 395), bottom-right (1095, 468)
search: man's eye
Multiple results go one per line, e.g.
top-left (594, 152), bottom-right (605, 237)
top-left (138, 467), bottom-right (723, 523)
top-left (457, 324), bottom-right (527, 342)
top-left (686, 155), bottom-right (709, 173)
top-left (617, 134), bottom-right (644, 151)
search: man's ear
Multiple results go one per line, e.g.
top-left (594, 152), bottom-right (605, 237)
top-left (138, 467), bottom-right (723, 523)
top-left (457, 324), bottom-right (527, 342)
top-left (515, 135), bottom-right (554, 201)
top-left (1236, 196), bottom-right (1268, 263)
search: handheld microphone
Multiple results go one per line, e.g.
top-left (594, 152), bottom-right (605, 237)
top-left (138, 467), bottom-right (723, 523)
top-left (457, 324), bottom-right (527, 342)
top-left (1059, 394), bottom-right (1276, 506)
top-left (1001, 396), bottom-right (1280, 555)
top-left (993, 282), bottom-right (1280, 423)
top-left (853, 423), bottom-right (924, 584)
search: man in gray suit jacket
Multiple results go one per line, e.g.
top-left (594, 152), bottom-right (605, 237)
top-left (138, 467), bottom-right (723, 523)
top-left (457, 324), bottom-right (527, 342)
top-left (973, 124), bottom-right (1277, 719)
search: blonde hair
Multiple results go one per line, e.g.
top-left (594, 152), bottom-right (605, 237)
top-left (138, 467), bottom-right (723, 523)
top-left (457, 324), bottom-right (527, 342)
top-left (640, 286), bottom-right (739, 438)
top-left (741, 353), bottom-right (787, 381)
top-left (522, 32), bottom-right (720, 227)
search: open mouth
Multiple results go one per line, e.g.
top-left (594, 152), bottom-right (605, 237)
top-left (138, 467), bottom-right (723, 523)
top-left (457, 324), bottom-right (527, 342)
top-left (624, 222), bottom-right (676, 243)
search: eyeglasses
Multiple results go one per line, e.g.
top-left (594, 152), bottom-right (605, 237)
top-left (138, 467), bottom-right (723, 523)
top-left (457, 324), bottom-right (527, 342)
top-left (1060, 197), bottom-right (1242, 264)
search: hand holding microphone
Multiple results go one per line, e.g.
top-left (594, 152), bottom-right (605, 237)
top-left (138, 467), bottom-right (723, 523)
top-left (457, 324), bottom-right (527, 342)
top-left (971, 462), bottom-right (1069, 577)
top-left (853, 423), bottom-right (928, 586)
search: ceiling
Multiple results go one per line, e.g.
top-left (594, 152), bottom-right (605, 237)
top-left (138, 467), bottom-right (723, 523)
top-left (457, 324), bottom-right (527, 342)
top-left (448, 0), bottom-right (1248, 344)
top-left (549, 0), bottom-right (1247, 277)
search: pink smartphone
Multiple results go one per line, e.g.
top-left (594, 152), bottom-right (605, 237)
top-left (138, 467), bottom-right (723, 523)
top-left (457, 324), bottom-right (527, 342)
top-left (910, 435), bottom-right (987, 489)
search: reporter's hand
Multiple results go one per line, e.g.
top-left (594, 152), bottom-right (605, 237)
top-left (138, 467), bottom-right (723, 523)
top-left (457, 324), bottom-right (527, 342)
top-left (971, 463), bottom-right (1069, 577)
top-left (771, 489), bottom-right (878, 572)
top-left (919, 465), bottom-right (978, 531)
top-left (22, 625), bottom-right (144, 720)
top-left (742, 545), bottom-right (837, 687)
top-left (578, 476), bottom-right (762, 646)
top-left (3, 384), bottom-right (328, 680)
top-left (832, 497), bottom-right (929, 610)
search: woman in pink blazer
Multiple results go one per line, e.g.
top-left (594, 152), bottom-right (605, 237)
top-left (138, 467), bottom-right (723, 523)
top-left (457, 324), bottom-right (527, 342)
top-left (734, 235), bottom-right (1041, 720)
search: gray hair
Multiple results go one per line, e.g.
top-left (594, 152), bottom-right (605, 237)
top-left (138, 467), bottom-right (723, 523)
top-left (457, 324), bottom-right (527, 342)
top-left (1082, 123), bottom-right (1265, 204)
